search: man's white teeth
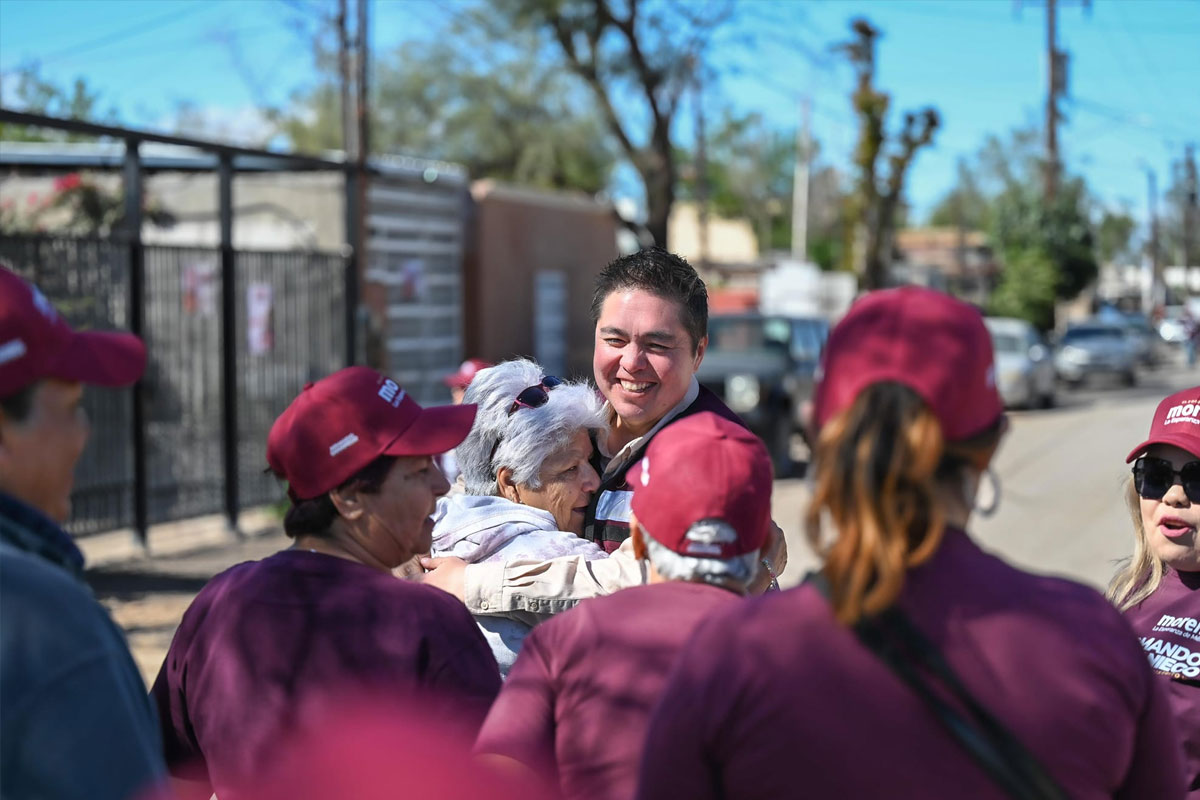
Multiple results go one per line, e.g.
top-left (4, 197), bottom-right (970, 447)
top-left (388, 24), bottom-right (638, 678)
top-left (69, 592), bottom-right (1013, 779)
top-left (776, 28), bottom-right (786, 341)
top-left (620, 380), bottom-right (653, 392)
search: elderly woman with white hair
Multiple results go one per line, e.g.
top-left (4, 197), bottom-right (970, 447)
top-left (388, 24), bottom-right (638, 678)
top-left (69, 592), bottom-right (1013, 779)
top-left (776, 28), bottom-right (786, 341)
top-left (430, 359), bottom-right (612, 674)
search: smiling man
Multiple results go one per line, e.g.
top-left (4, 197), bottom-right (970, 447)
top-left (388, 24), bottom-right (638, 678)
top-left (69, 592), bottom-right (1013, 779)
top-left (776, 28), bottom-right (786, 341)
top-left (422, 248), bottom-right (785, 614)
top-left (585, 248), bottom-right (745, 550)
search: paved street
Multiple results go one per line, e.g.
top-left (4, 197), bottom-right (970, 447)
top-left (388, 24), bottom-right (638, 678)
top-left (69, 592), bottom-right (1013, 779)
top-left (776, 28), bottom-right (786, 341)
top-left (87, 362), bottom-right (1199, 686)
top-left (775, 364), bottom-right (1200, 589)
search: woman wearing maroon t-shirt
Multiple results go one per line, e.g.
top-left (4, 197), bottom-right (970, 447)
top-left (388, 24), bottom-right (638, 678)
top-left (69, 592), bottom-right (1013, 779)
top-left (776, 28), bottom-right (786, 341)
top-left (1109, 386), bottom-right (1200, 796)
top-left (150, 368), bottom-right (502, 800)
top-left (637, 288), bottom-right (1184, 800)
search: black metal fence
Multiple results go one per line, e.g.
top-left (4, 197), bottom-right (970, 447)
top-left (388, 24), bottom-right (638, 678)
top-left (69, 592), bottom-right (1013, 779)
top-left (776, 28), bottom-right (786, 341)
top-left (0, 235), bottom-right (347, 537)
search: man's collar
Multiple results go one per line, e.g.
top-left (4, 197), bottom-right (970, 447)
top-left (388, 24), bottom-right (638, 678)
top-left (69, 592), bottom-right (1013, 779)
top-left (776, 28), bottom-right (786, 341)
top-left (601, 377), bottom-right (700, 475)
top-left (0, 491), bottom-right (85, 577)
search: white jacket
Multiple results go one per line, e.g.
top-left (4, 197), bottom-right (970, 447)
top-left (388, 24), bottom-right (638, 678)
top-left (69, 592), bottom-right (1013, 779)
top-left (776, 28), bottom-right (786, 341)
top-left (430, 494), bottom-right (606, 675)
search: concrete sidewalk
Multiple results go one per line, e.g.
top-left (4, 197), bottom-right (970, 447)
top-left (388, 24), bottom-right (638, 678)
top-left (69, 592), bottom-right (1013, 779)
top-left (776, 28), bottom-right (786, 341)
top-left (82, 509), bottom-right (290, 685)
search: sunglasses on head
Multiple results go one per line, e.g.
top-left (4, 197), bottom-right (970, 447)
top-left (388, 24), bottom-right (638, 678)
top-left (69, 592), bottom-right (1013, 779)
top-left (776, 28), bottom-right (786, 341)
top-left (1132, 456), bottom-right (1200, 503)
top-left (491, 377), bottom-right (564, 471)
top-left (507, 376), bottom-right (563, 416)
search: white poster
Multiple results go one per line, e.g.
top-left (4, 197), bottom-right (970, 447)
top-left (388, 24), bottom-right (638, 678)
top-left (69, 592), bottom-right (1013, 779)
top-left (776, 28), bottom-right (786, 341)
top-left (247, 283), bottom-right (274, 355)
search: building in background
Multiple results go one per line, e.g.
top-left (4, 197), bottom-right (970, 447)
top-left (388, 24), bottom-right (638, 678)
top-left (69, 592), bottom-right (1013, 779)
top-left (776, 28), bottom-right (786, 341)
top-left (463, 181), bottom-right (618, 381)
top-left (892, 226), bottom-right (999, 306)
top-left (0, 142), bottom-right (468, 403)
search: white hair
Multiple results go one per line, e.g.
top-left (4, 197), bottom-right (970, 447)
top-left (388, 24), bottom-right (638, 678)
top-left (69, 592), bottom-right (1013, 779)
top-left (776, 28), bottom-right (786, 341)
top-left (641, 520), bottom-right (760, 594)
top-left (458, 358), bottom-right (608, 496)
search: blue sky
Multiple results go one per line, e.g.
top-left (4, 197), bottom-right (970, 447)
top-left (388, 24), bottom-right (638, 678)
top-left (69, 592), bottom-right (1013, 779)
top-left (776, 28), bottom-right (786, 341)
top-left (1, 0), bottom-right (1197, 230)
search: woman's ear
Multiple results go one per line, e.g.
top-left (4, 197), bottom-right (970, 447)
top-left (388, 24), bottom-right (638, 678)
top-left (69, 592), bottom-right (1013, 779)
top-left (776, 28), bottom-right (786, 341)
top-left (630, 516), bottom-right (648, 561)
top-left (328, 484), bottom-right (365, 521)
top-left (496, 466), bottom-right (521, 504)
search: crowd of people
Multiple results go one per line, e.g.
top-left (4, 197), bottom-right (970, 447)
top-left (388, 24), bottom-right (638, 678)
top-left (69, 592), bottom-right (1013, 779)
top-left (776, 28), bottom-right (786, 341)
top-left (0, 249), bottom-right (1196, 800)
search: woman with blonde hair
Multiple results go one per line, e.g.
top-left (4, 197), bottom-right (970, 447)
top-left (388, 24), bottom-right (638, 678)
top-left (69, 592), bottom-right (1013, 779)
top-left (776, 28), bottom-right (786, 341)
top-left (636, 288), bottom-right (1183, 800)
top-left (1108, 386), bottom-right (1200, 796)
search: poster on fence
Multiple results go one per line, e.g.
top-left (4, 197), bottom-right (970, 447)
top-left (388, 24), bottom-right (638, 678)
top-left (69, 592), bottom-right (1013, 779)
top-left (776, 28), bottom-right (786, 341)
top-left (398, 258), bottom-right (426, 303)
top-left (182, 259), bottom-right (217, 316)
top-left (247, 283), bottom-right (274, 355)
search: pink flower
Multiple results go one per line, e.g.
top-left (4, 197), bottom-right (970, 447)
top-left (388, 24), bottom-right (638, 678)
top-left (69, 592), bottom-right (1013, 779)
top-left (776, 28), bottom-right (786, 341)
top-left (27, 193), bottom-right (39, 207)
top-left (54, 173), bottom-right (82, 192)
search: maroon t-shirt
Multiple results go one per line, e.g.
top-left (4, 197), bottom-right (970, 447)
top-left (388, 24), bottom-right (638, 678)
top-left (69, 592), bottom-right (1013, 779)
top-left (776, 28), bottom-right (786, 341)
top-left (151, 550), bottom-right (502, 798)
top-left (475, 581), bottom-right (740, 800)
top-left (1124, 568), bottom-right (1200, 796)
top-left (636, 529), bottom-right (1185, 800)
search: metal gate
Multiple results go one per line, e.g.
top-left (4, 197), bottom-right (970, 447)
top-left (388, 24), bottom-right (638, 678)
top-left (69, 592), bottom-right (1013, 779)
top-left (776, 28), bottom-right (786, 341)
top-left (0, 235), bottom-right (347, 536)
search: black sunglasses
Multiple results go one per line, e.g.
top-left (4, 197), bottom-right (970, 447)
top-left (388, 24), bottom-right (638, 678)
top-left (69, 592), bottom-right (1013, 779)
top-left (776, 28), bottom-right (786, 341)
top-left (1132, 456), bottom-right (1200, 503)
top-left (506, 376), bottom-right (563, 416)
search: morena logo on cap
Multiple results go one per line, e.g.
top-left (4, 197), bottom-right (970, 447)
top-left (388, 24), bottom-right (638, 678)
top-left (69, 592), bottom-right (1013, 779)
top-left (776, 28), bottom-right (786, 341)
top-left (1164, 400), bottom-right (1200, 427)
top-left (267, 366), bottom-right (478, 500)
top-left (1126, 386), bottom-right (1200, 462)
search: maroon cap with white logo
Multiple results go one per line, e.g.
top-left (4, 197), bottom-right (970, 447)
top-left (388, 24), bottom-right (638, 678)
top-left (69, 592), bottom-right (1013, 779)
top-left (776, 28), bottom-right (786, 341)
top-left (0, 265), bottom-right (146, 396)
top-left (626, 412), bottom-right (772, 559)
top-left (442, 358), bottom-right (494, 389)
top-left (812, 287), bottom-right (1004, 442)
top-left (1126, 386), bottom-right (1200, 462)
top-left (267, 366), bottom-right (477, 500)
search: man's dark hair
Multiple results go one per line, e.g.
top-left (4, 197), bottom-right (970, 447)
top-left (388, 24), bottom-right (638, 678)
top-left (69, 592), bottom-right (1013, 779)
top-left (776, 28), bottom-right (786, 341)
top-left (589, 247), bottom-right (709, 353)
top-left (282, 455), bottom-right (398, 539)
top-left (0, 383), bottom-right (38, 423)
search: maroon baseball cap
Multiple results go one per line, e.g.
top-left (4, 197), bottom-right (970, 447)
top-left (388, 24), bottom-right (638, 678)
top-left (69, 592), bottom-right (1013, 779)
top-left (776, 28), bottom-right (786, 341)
top-left (0, 265), bottom-right (146, 396)
top-left (1126, 386), bottom-right (1200, 462)
top-left (812, 287), bottom-right (1004, 442)
top-left (627, 412), bottom-right (772, 559)
top-left (442, 358), bottom-right (493, 389)
top-left (267, 366), bottom-right (477, 500)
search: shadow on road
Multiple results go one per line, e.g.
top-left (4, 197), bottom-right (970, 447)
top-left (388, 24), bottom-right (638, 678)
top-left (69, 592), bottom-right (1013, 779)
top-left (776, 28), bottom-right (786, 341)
top-left (86, 568), bottom-right (210, 601)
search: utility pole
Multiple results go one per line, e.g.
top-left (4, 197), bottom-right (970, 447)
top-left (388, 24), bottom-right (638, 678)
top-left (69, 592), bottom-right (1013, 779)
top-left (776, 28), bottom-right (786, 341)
top-left (1145, 165), bottom-right (1162, 311)
top-left (338, 0), bottom-right (353, 157)
top-left (355, 0), bottom-right (369, 233)
top-left (693, 60), bottom-right (709, 273)
top-left (1045, 0), bottom-right (1060, 203)
top-left (1186, 144), bottom-right (1198, 269)
top-left (791, 95), bottom-right (811, 262)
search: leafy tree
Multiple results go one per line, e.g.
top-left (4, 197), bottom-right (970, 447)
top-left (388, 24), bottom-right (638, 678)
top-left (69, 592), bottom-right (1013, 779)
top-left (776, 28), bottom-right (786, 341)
top-left (677, 110), bottom-right (793, 251)
top-left (274, 19), bottom-right (617, 195)
top-left (1095, 209), bottom-right (1136, 265)
top-left (0, 63), bottom-right (120, 141)
top-left (837, 18), bottom-right (939, 290)
top-left (988, 247), bottom-right (1058, 331)
top-left (928, 158), bottom-right (991, 232)
top-left (497, 0), bottom-right (734, 246)
top-left (987, 177), bottom-right (1097, 329)
top-left (675, 108), bottom-right (852, 268)
top-left (1162, 151), bottom-right (1198, 267)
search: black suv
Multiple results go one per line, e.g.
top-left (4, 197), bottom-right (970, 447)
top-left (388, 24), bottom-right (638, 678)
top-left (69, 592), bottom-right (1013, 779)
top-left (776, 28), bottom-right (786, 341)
top-left (697, 313), bottom-right (829, 476)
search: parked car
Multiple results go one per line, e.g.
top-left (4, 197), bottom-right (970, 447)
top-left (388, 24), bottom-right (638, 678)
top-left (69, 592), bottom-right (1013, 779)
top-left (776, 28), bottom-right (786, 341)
top-left (1108, 311), bottom-right (1165, 366)
top-left (984, 317), bottom-right (1056, 409)
top-left (1054, 322), bottom-right (1137, 388)
top-left (696, 313), bottom-right (829, 475)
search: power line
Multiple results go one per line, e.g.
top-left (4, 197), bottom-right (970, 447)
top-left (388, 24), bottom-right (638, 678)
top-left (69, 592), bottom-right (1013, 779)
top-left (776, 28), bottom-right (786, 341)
top-left (1110, 0), bottom-right (1179, 113)
top-left (1068, 96), bottom-right (1195, 143)
top-left (31, 2), bottom-right (213, 66)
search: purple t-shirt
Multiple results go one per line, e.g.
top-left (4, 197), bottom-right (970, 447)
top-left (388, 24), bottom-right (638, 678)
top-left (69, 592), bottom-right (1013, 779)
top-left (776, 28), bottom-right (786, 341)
top-left (636, 529), bottom-right (1185, 800)
top-left (1124, 568), bottom-right (1200, 796)
top-left (151, 550), bottom-right (502, 797)
top-left (475, 581), bottom-right (740, 800)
